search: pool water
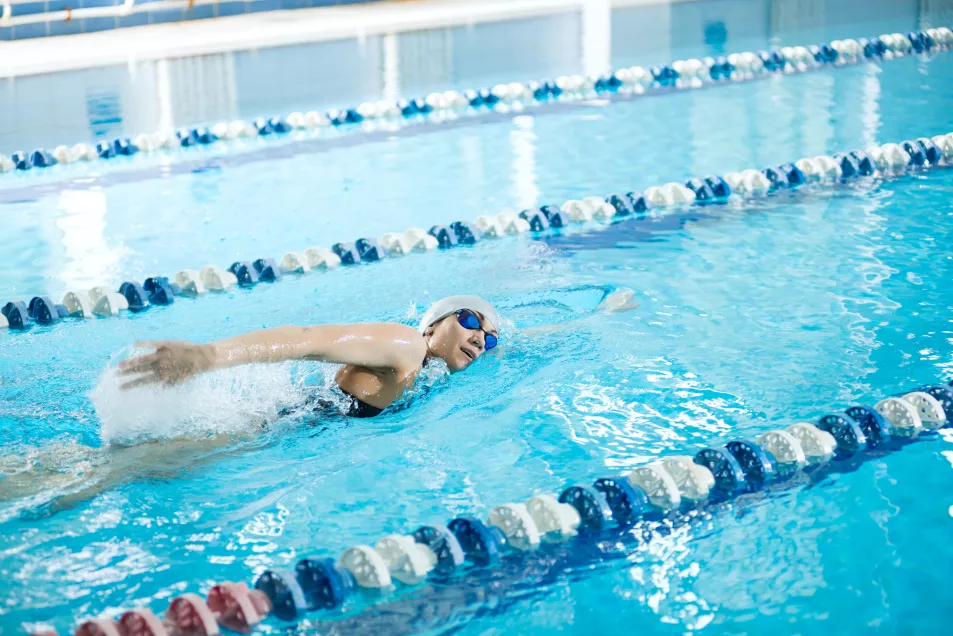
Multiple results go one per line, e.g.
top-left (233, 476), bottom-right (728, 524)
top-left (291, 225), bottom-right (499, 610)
top-left (3, 1), bottom-right (953, 634)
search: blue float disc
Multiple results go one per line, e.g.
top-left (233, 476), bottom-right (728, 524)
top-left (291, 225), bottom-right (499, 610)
top-left (227, 261), bottom-right (259, 286)
top-left (761, 166), bottom-right (789, 190)
top-left (703, 175), bottom-right (731, 199)
top-left (780, 162), bottom-right (806, 186)
top-left (816, 412), bottom-right (867, 457)
top-left (519, 209), bottom-right (549, 231)
top-left (901, 141), bottom-right (926, 166)
top-left (918, 386), bottom-right (953, 424)
top-left (592, 477), bottom-right (650, 525)
top-left (427, 225), bottom-right (458, 248)
top-left (845, 405), bottom-right (893, 446)
top-left (625, 192), bottom-right (650, 213)
top-left (447, 516), bottom-right (505, 566)
top-left (693, 447), bottom-right (747, 496)
top-left (28, 296), bottom-right (59, 325)
top-left (254, 569), bottom-right (307, 621)
top-left (331, 243), bottom-right (358, 265)
top-left (725, 440), bottom-right (777, 490)
top-left (449, 221), bottom-right (482, 243)
top-left (295, 557), bottom-right (354, 610)
top-left (685, 178), bottom-right (715, 202)
top-left (2, 301), bottom-right (30, 330)
top-left (606, 194), bottom-right (633, 216)
top-left (252, 258), bottom-right (281, 281)
top-left (848, 150), bottom-right (875, 176)
top-left (119, 281), bottom-right (150, 311)
top-left (558, 484), bottom-right (613, 531)
top-left (412, 524), bottom-right (465, 573)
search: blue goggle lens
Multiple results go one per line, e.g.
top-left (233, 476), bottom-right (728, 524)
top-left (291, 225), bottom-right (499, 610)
top-left (456, 310), bottom-right (498, 351)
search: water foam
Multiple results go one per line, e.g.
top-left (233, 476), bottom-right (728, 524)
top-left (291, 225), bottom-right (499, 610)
top-left (91, 347), bottom-right (308, 446)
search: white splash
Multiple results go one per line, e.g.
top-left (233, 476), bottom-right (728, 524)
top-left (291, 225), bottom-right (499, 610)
top-left (90, 347), bottom-right (307, 446)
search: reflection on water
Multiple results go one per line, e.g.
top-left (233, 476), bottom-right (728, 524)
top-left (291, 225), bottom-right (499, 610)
top-left (0, 0), bottom-right (936, 153)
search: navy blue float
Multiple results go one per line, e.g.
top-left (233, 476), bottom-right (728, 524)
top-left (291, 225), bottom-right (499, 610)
top-left (12, 151), bottom-right (32, 170)
top-left (331, 243), bottom-right (358, 265)
top-left (413, 525), bottom-right (465, 574)
top-left (30, 150), bottom-right (56, 167)
top-left (428, 226), bottom-right (458, 249)
top-left (519, 209), bottom-right (550, 231)
top-left (606, 194), bottom-right (634, 217)
top-left (143, 277), bottom-right (179, 305)
top-left (2, 301), bottom-right (30, 329)
top-left (448, 516), bottom-right (506, 566)
top-left (253, 259), bottom-right (282, 282)
top-left (725, 439), bottom-right (778, 490)
top-left (295, 558), bottom-right (355, 610)
top-left (844, 405), bottom-right (893, 447)
top-left (96, 141), bottom-right (116, 159)
top-left (686, 178), bottom-right (716, 201)
top-left (848, 151), bottom-right (875, 176)
top-left (449, 221), bottom-right (482, 244)
top-left (816, 413), bottom-right (868, 458)
top-left (119, 281), bottom-right (150, 312)
top-left (354, 239), bottom-right (386, 262)
top-left (228, 261), bottom-right (260, 286)
top-left (694, 446), bottom-right (747, 496)
top-left (626, 191), bottom-right (651, 213)
top-left (592, 477), bottom-right (650, 525)
top-left (901, 141), bottom-right (926, 166)
top-left (558, 484), bottom-right (614, 531)
top-left (27, 296), bottom-right (63, 325)
top-left (254, 570), bottom-right (307, 622)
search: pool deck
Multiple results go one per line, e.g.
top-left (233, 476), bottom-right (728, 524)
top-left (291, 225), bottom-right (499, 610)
top-left (0, 0), bottom-right (678, 79)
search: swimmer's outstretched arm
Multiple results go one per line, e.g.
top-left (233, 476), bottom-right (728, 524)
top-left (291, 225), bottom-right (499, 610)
top-left (520, 287), bottom-right (639, 336)
top-left (118, 323), bottom-right (427, 390)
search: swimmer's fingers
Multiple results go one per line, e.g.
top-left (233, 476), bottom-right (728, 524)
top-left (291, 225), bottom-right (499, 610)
top-left (117, 354), bottom-right (159, 375)
top-left (120, 374), bottom-right (163, 391)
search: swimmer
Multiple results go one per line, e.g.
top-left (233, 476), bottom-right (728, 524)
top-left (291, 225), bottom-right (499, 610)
top-left (1, 290), bottom-right (637, 514)
top-left (118, 290), bottom-right (638, 418)
top-left (118, 295), bottom-right (501, 418)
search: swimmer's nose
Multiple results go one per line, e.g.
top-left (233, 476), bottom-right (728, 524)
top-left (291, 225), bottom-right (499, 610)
top-left (469, 331), bottom-right (485, 350)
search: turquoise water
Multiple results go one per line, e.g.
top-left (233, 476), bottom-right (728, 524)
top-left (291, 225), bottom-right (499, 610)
top-left (3, 3), bottom-right (953, 635)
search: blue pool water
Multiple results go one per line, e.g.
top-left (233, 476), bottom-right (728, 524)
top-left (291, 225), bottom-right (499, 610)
top-left (3, 1), bottom-right (953, 634)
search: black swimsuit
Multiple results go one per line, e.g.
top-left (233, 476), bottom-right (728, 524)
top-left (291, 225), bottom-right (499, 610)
top-left (285, 390), bottom-right (384, 419)
top-left (342, 393), bottom-right (384, 418)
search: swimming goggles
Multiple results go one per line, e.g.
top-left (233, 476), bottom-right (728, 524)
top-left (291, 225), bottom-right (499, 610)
top-left (456, 309), bottom-right (499, 350)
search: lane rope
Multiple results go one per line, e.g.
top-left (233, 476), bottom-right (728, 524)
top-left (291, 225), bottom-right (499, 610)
top-left (3, 132), bottom-right (952, 333)
top-left (1, 28), bottom-right (949, 175)
top-left (55, 380), bottom-right (953, 635)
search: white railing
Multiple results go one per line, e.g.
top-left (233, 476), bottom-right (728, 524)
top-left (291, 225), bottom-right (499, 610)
top-left (0, 0), bottom-right (257, 28)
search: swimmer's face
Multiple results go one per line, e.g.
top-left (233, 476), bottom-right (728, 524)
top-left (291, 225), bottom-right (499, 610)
top-left (425, 311), bottom-right (498, 372)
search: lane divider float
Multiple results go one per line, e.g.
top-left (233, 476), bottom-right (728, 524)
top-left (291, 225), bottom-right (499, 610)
top-left (55, 380), bottom-right (953, 634)
top-left (1, 28), bottom-right (950, 175)
top-left (4, 132), bottom-right (953, 333)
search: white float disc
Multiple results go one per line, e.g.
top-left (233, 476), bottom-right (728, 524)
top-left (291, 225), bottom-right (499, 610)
top-left (338, 545), bottom-right (392, 588)
top-left (488, 503), bottom-right (541, 550)
top-left (875, 397), bottom-right (923, 437)
top-left (374, 535), bottom-right (435, 584)
top-left (786, 422), bottom-right (836, 464)
top-left (525, 494), bottom-right (579, 542)
top-left (902, 392), bottom-right (946, 430)
top-left (756, 430), bottom-right (807, 467)
top-left (660, 455), bottom-right (712, 502)
top-left (627, 463), bottom-right (681, 509)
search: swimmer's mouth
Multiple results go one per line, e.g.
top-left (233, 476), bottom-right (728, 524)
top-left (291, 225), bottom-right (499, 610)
top-left (461, 347), bottom-right (476, 361)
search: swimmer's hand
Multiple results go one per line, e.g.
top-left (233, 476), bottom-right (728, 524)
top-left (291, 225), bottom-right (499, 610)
top-left (596, 287), bottom-right (639, 313)
top-left (520, 288), bottom-right (639, 338)
top-left (118, 341), bottom-right (216, 390)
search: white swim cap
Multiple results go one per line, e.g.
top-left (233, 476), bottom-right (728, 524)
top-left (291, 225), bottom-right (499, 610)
top-left (418, 295), bottom-right (500, 333)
